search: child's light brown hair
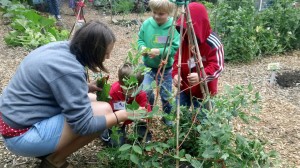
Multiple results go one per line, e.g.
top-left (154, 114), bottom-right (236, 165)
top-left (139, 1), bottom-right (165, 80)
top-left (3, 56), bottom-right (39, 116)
top-left (118, 63), bottom-right (144, 86)
top-left (149, 0), bottom-right (175, 14)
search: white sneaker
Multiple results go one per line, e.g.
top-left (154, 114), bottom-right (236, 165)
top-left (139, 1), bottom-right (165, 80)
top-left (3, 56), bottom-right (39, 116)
top-left (56, 15), bottom-right (62, 21)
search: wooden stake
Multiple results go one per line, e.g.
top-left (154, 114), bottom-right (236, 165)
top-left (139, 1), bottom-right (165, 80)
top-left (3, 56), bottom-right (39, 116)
top-left (176, 5), bottom-right (185, 168)
top-left (185, 6), bottom-right (212, 110)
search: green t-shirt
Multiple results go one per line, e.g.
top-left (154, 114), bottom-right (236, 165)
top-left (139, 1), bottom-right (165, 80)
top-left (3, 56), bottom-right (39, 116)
top-left (137, 17), bottom-right (180, 68)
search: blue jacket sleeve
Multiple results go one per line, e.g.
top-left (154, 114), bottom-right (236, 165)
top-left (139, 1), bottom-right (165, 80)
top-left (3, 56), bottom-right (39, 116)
top-left (49, 72), bottom-right (107, 135)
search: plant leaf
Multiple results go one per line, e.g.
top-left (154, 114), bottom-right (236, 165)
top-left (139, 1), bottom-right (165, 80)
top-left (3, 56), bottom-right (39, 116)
top-left (221, 153), bottom-right (229, 160)
top-left (132, 145), bottom-right (142, 155)
top-left (126, 100), bottom-right (139, 110)
top-left (119, 144), bottom-right (132, 152)
top-left (190, 159), bottom-right (203, 168)
top-left (202, 147), bottom-right (219, 159)
top-left (155, 147), bottom-right (164, 154)
top-left (130, 154), bottom-right (140, 165)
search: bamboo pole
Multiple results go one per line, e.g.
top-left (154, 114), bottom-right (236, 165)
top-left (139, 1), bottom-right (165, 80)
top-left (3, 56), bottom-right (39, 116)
top-left (259, 0), bottom-right (263, 11)
top-left (186, 20), bottom-right (195, 112)
top-left (185, 5), bottom-right (212, 110)
top-left (185, 13), bottom-right (206, 104)
top-left (154, 7), bottom-right (179, 105)
top-left (141, 6), bottom-right (179, 144)
top-left (176, 5), bottom-right (185, 168)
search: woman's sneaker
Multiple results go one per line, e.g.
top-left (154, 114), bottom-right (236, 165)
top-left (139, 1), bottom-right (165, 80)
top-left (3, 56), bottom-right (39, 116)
top-left (54, 15), bottom-right (63, 27)
top-left (101, 129), bottom-right (111, 142)
top-left (162, 117), bottom-right (173, 127)
top-left (56, 15), bottom-right (62, 21)
top-left (136, 123), bottom-right (152, 143)
top-left (101, 127), bottom-right (126, 147)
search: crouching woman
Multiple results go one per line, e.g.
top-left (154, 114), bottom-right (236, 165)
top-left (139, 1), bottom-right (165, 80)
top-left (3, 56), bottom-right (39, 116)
top-left (0, 20), bottom-right (134, 168)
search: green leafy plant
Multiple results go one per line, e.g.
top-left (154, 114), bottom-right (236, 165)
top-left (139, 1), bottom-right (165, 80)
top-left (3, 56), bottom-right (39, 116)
top-left (0, 0), bottom-right (69, 49)
top-left (114, 0), bottom-right (135, 14)
top-left (98, 83), bottom-right (278, 167)
top-left (96, 75), bottom-right (111, 102)
top-left (173, 84), bottom-right (278, 167)
top-left (93, 0), bottom-right (110, 7)
top-left (209, 0), bottom-right (300, 62)
top-left (95, 40), bottom-right (278, 168)
top-left (97, 147), bottom-right (128, 167)
top-left (210, 0), bottom-right (260, 62)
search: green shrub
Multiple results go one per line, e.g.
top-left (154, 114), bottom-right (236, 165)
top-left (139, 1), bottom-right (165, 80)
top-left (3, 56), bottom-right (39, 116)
top-left (208, 0), bottom-right (300, 62)
top-left (175, 84), bottom-right (277, 167)
top-left (114, 0), bottom-right (135, 14)
top-left (97, 147), bottom-right (128, 167)
top-left (99, 84), bottom-right (278, 167)
top-left (0, 0), bottom-right (69, 49)
top-left (211, 0), bottom-right (259, 62)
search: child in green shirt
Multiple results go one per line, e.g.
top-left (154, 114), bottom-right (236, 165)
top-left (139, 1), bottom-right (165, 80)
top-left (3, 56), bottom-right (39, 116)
top-left (138, 0), bottom-right (180, 126)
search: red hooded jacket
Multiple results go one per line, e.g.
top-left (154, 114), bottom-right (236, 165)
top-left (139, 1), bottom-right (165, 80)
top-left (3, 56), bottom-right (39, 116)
top-left (172, 2), bottom-right (224, 99)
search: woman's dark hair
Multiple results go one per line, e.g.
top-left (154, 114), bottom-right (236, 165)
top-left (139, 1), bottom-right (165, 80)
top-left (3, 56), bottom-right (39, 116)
top-left (118, 63), bottom-right (144, 86)
top-left (70, 20), bottom-right (116, 72)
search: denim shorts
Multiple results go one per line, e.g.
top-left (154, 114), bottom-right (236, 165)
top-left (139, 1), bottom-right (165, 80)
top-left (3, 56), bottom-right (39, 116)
top-left (3, 114), bottom-right (64, 157)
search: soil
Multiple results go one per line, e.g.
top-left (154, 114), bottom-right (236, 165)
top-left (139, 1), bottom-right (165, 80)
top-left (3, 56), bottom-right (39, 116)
top-left (276, 71), bottom-right (300, 87)
top-left (0, 1), bottom-right (300, 168)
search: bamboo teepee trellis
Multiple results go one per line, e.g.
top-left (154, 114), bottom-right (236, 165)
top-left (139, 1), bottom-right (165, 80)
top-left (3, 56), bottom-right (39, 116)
top-left (151, 1), bottom-right (213, 167)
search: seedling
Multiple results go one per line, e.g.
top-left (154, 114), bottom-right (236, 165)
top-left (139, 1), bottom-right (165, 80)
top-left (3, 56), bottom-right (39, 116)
top-left (267, 63), bottom-right (280, 85)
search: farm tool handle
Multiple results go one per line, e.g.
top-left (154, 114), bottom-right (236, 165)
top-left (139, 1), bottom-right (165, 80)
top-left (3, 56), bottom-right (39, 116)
top-left (69, 0), bottom-right (87, 39)
top-left (69, 0), bottom-right (89, 81)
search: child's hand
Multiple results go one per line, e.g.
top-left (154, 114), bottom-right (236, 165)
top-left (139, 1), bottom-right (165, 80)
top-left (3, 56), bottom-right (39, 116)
top-left (148, 48), bottom-right (160, 58)
top-left (88, 80), bottom-right (102, 93)
top-left (173, 74), bottom-right (182, 87)
top-left (187, 73), bottom-right (199, 86)
top-left (141, 47), bottom-right (147, 56)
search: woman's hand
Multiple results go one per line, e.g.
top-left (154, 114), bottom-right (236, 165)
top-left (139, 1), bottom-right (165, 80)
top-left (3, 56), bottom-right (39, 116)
top-left (115, 109), bottom-right (147, 123)
top-left (173, 74), bottom-right (182, 87)
top-left (137, 107), bottom-right (148, 122)
top-left (88, 80), bottom-right (102, 93)
top-left (187, 73), bottom-right (199, 86)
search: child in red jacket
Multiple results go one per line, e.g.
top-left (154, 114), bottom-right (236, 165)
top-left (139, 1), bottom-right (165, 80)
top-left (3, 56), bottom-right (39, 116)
top-left (172, 2), bottom-right (224, 110)
top-left (101, 63), bottom-right (152, 147)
